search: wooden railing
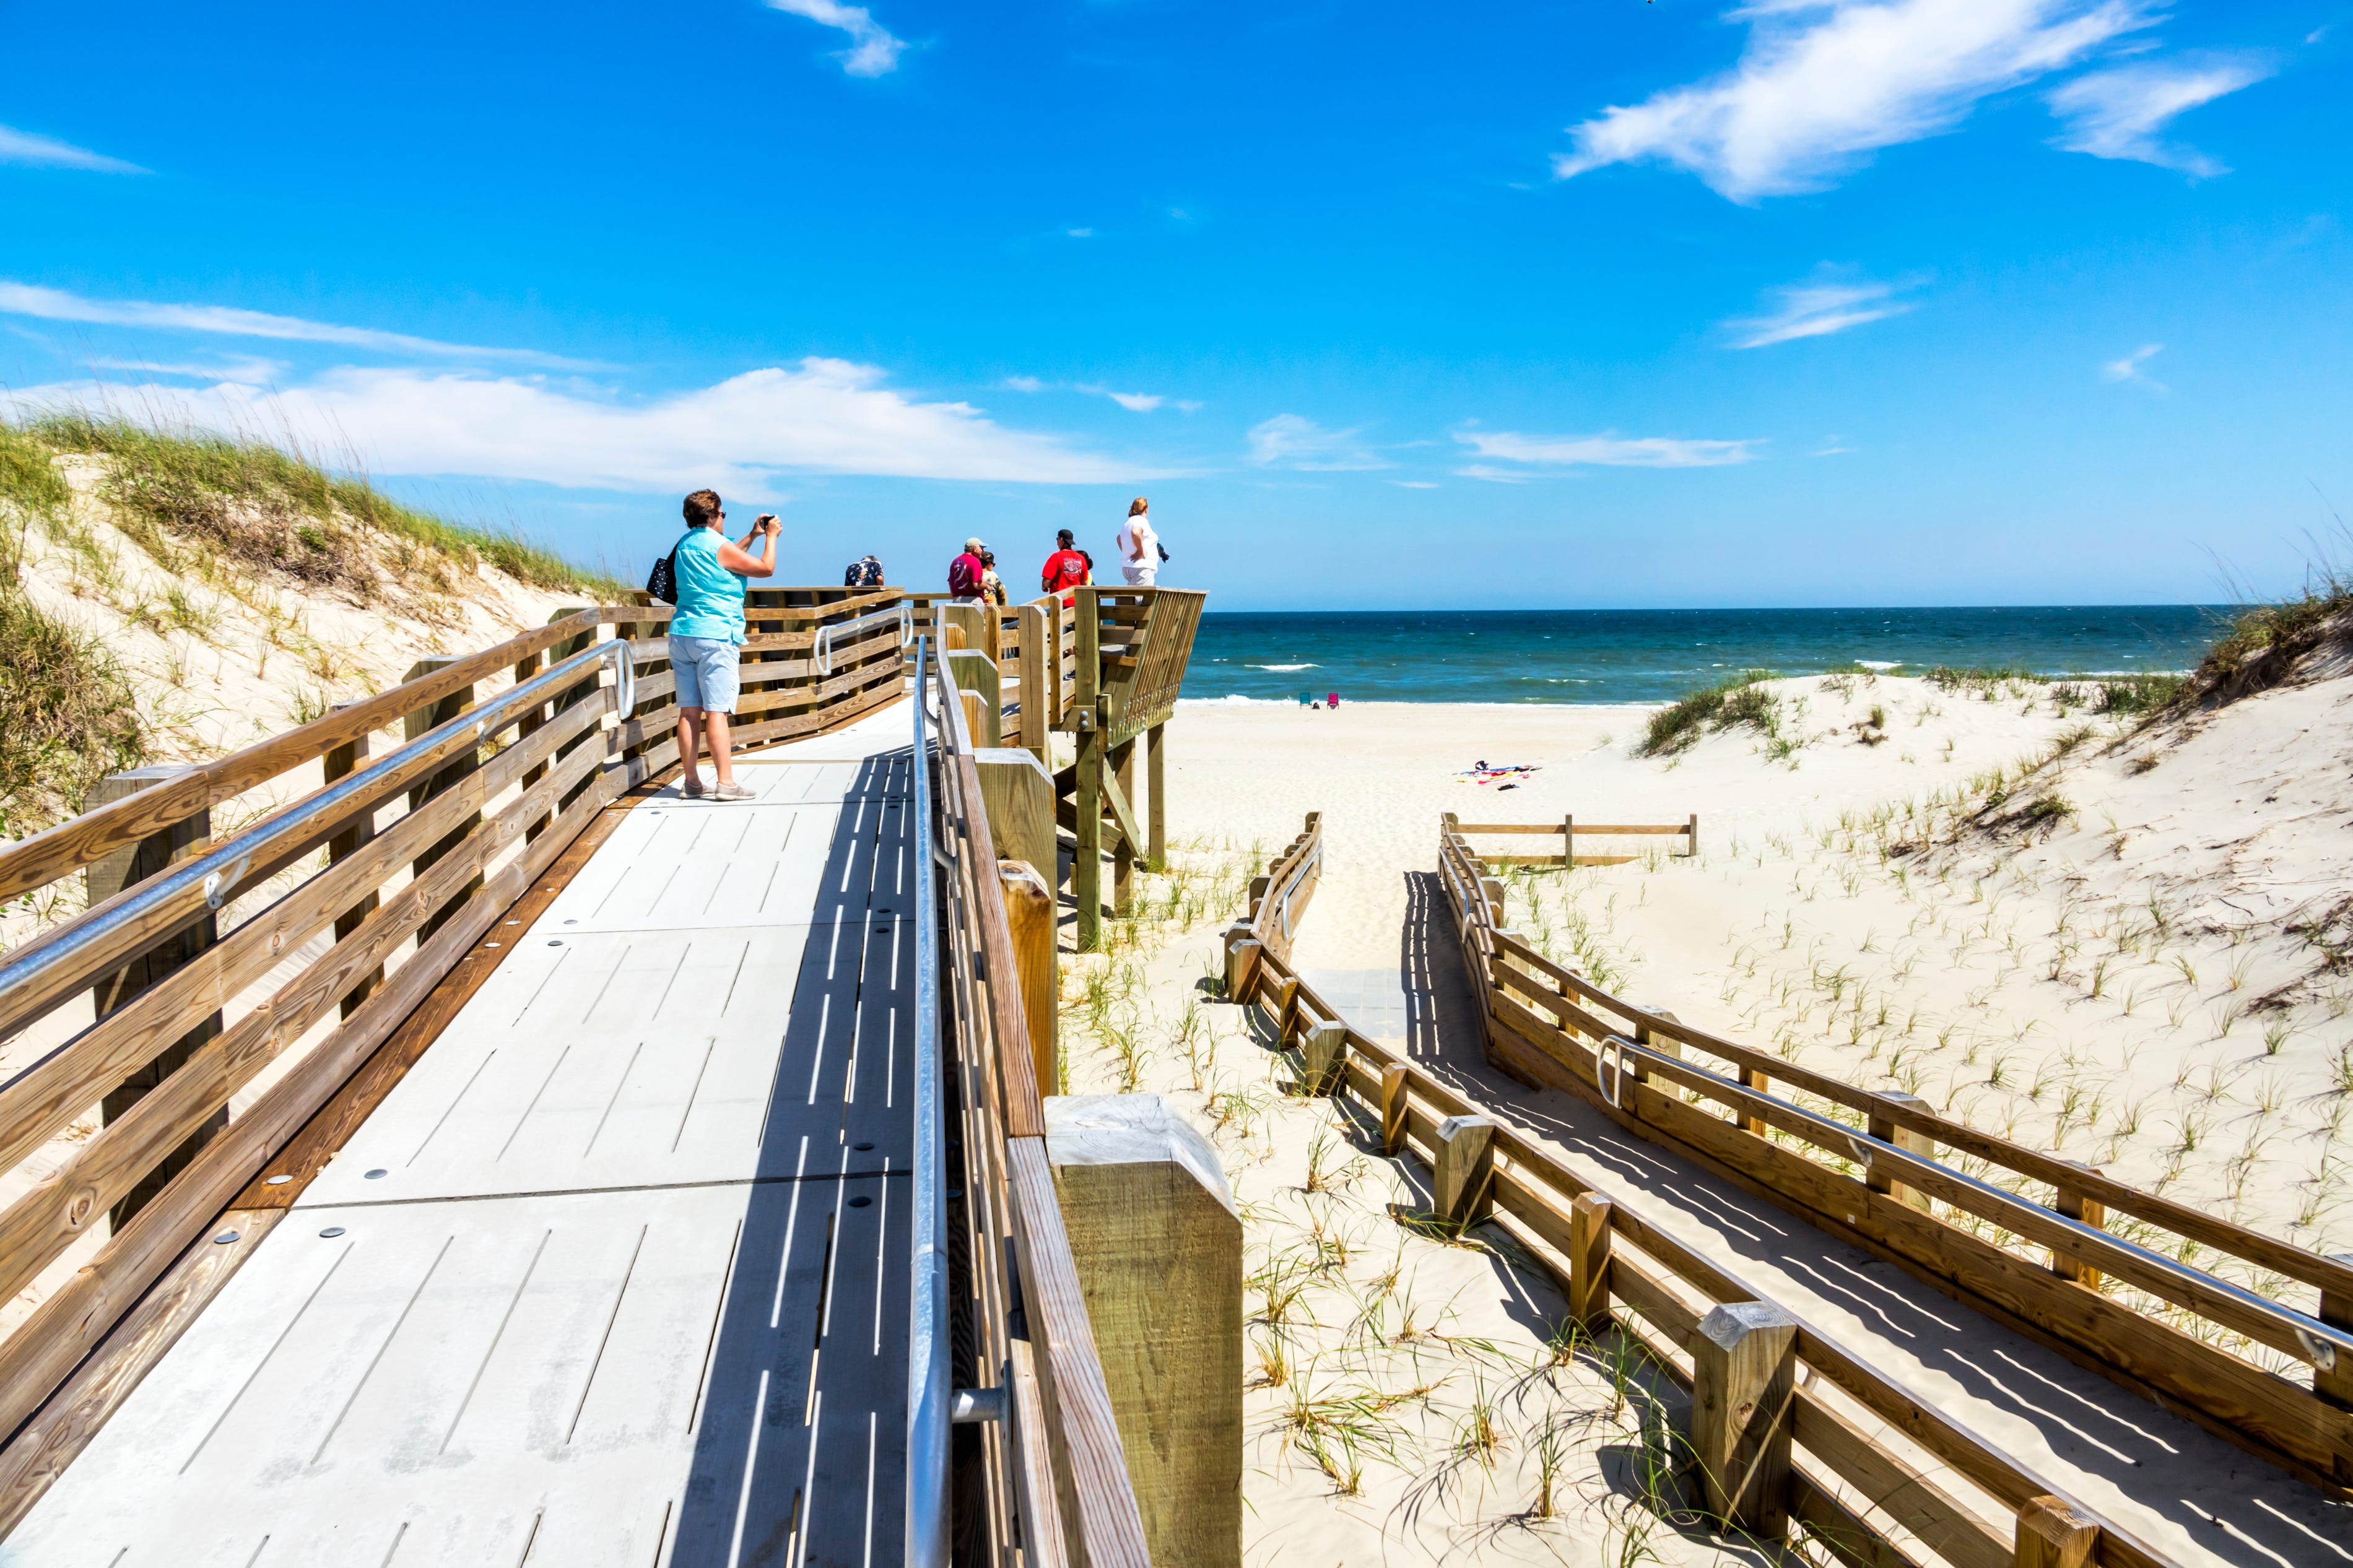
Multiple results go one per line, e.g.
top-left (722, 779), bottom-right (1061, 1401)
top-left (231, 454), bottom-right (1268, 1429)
top-left (1455, 813), bottom-right (1698, 867)
top-left (919, 636), bottom-right (1151, 1568)
top-left (0, 587), bottom-right (908, 1531)
top-left (1220, 818), bottom-right (2183, 1568)
top-left (1437, 815), bottom-right (2353, 1496)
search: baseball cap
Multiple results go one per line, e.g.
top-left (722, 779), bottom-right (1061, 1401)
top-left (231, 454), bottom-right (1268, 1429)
top-left (964, 536), bottom-right (986, 552)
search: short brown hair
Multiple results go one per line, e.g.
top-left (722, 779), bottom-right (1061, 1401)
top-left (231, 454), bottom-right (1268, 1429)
top-left (684, 489), bottom-right (723, 529)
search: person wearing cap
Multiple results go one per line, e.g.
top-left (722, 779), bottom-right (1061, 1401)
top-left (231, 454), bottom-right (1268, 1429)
top-left (948, 537), bottom-right (988, 602)
top-left (1041, 529), bottom-right (1092, 594)
top-left (978, 547), bottom-right (1009, 605)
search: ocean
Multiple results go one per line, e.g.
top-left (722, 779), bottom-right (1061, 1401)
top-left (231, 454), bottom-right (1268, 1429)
top-left (1180, 605), bottom-right (2225, 706)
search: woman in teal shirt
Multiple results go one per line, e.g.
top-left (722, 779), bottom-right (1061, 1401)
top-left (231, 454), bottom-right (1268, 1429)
top-left (668, 488), bottom-right (779, 800)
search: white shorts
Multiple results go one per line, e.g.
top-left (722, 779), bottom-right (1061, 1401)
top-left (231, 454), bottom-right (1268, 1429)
top-left (1121, 563), bottom-right (1157, 587)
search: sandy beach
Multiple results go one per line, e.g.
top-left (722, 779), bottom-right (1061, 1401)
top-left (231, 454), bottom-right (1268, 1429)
top-left (1055, 664), bottom-right (2353, 1565)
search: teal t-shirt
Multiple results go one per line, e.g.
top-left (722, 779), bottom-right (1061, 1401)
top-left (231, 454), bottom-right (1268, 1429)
top-left (668, 529), bottom-right (746, 644)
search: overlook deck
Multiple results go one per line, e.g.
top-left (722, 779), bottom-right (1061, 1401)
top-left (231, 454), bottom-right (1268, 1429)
top-left (7, 706), bottom-right (919, 1567)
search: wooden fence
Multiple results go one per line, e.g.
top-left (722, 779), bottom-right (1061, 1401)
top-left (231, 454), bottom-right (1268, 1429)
top-left (1220, 816), bottom-right (2183, 1568)
top-left (1454, 815), bottom-right (1699, 867)
top-left (1437, 815), bottom-right (2353, 1496)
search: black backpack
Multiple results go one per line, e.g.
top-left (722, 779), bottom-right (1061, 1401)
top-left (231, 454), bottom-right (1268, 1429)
top-left (645, 545), bottom-right (679, 604)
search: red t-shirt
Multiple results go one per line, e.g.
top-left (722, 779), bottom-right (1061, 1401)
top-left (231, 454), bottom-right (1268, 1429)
top-left (1041, 548), bottom-right (1090, 592)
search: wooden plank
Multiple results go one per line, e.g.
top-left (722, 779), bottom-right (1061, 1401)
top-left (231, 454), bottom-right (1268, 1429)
top-left (230, 790), bottom-right (642, 1207)
top-left (1793, 1392), bottom-right (2009, 1568)
top-left (1793, 1471), bottom-right (1931, 1568)
top-left (0, 1207), bottom-right (284, 1538)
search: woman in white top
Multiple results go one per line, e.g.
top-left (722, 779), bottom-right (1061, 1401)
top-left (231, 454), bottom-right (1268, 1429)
top-left (1115, 496), bottom-right (1159, 586)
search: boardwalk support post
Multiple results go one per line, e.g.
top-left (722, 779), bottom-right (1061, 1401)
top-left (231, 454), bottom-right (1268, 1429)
top-left (1867, 1091), bottom-right (1938, 1213)
top-left (2051, 1162), bottom-right (2107, 1287)
top-left (1045, 1094), bottom-right (1243, 1568)
top-left (2012, 1494), bottom-right (2099, 1568)
top-left (1690, 1301), bottom-right (1796, 1540)
top-left (86, 765), bottom-right (225, 1227)
top-left (1631, 1007), bottom-right (1683, 1100)
top-left (1224, 934), bottom-right (1261, 1004)
top-left (1433, 1114), bottom-right (1497, 1228)
top-left (947, 649), bottom-right (1001, 748)
top-left (974, 750), bottom-right (1057, 892)
top-left (1568, 1193), bottom-right (1613, 1337)
top-left (1300, 1022), bottom-right (1347, 1098)
top-left (1146, 721), bottom-right (1167, 871)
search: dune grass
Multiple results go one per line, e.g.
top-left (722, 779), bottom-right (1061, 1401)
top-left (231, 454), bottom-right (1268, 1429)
top-left (11, 413), bottom-right (623, 600)
top-left (1637, 669), bottom-right (1780, 756)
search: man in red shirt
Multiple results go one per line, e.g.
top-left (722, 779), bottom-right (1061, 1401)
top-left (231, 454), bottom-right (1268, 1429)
top-left (1040, 529), bottom-right (1092, 594)
top-left (948, 536), bottom-right (988, 601)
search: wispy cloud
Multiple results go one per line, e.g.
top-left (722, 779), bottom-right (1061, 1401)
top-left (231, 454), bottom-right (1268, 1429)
top-left (1246, 414), bottom-right (1385, 470)
top-left (1066, 227), bottom-right (1094, 238)
top-left (0, 124), bottom-right (144, 174)
top-left (2046, 58), bottom-right (2271, 175)
top-left (1728, 274), bottom-right (1918, 347)
top-left (6, 358), bottom-right (1157, 491)
top-left (1554, 0), bottom-right (2150, 201)
top-left (1078, 384), bottom-right (1201, 414)
top-left (0, 280), bottom-right (597, 368)
top-left (2102, 342), bottom-right (2165, 388)
top-left (1455, 428), bottom-right (1762, 476)
top-left (765, 0), bottom-right (906, 77)
top-left (87, 354), bottom-right (289, 383)
top-left (1001, 375), bottom-right (1047, 392)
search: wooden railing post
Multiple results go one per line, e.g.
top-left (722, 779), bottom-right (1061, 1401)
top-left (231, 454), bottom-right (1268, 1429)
top-left (1378, 1062), bottom-right (1409, 1156)
top-left (1562, 812), bottom-right (1573, 867)
top-left (1866, 1091), bottom-right (1938, 1212)
top-left (1001, 860), bottom-right (1059, 1098)
top-left (2012, 1494), bottom-right (2099, 1568)
top-left (1569, 1192), bottom-right (1613, 1336)
top-left (1631, 1007), bottom-right (1683, 1099)
top-left (1074, 591), bottom-right (1103, 949)
top-left (402, 657), bottom-right (481, 943)
top-left (974, 749), bottom-right (1057, 893)
top-left (1222, 932), bottom-right (1261, 1003)
top-left (1685, 813), bottom-right (1700, 857)
top-left (2051, 1161), bottom-right (2107, 1286)
top-left (1300, 1022), bottom-right (1347, 1098)
top-left (1690, 1301), bottom-right (1797, 1539)
top-left (1045, 1094), bottom-right (1243, 1568)
top-left (2313, 1252), bottom-right (2352, 1412)
top-left (323, 705), bottom-right (381, 1020)
top-left (85, 765), bottom-right (224, 1228)
top-left (947, 649), bottom-right (1001, 748)
top-left (1016, 602), bottom-right (1050, 764)
top-left (1433, 1114), bottom-right (1497, 1227)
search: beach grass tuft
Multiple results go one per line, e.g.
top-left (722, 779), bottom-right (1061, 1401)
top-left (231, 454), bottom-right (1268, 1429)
top-left (1637, 669), bottom-right (1778, 756)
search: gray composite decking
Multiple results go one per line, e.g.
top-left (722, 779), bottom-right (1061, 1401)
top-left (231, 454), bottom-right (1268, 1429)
top-left (12, 709), bottom-right (920, 1568)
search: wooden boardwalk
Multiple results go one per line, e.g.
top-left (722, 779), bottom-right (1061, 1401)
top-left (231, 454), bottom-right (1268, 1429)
top-left (9, 706), bottom-right (920, 1568)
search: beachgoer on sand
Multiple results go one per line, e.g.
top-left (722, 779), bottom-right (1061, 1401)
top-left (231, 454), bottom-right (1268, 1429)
top-left (669, 489), bottom-right (778, 802)
top-left (948, 537), bottom-right (988, 602)
top-left (1041, 529), bottom-right (1092, 594)
top-left (1115, 498), bottom-right (1162, 587)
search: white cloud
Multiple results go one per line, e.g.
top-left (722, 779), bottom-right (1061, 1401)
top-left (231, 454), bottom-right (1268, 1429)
top-left (1455, 428), bottom-right (1762, 473)
top-left (2046, 58), bottom-right (2270, 175)
top-left (1728, 275), bottom-right (1917, 347)
top-left (0, 280), bottom-right (595, 368)
top-left (88, 353), bottom-right (289, 383)
top-left (765, 0), bottom-right (906, 77)
top-left (1066, 227), bottom-right (1094, 238)
top-left (1554, 0), bottom-right (2150, 201)
top-left (2102, 342), bottom-right (2165, 387)
top-left (1390, 480), bottom-right (1441, 489)
top-left (1077, 384), bottom-right (1202, 414)
top-left (1001, 375), bottom-right (1047, 392)
top-left (6, 358), bottom-right (1153, 492)
top-left (1245, 414), bottom-right (1385, 470)
top-left (0, 124), bottom-right (144, 173)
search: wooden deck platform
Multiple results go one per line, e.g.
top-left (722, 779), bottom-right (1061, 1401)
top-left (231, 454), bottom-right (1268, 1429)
top-left (10, 705), bottom-right (920, 1568)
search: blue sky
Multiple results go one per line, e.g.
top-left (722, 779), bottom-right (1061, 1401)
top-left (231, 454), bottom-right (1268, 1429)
top-left (2, 1), bottom-right (2346, 610)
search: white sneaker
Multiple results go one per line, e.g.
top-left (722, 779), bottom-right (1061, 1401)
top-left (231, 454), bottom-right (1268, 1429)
top-left (711, 781), bottom-right (758, 802)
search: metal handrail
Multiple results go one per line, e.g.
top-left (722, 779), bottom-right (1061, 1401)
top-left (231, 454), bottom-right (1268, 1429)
top-left (816, 603), bottom-right (911, 677)
top-left (0, 636), bottom-right (631, 1035)
top-left (905, 634), bottom-right (950, 1568)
